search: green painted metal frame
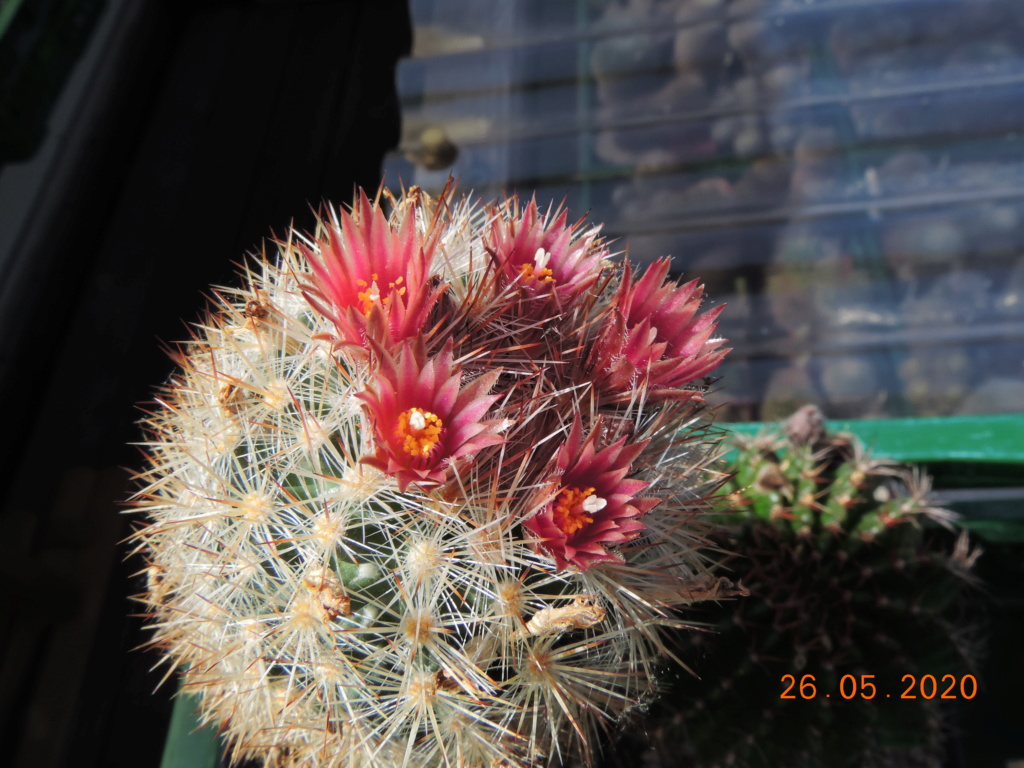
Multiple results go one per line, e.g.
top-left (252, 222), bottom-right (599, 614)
top-left (726, 414), bottom-right (1024, 465)
top-left (160, 693), bottom-right (221, 768)
top-left (159, 413), bottom-right (1023, 768)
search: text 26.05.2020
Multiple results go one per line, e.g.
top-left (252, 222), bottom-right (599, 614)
top-left (780, 674), bottom-right (978, 700)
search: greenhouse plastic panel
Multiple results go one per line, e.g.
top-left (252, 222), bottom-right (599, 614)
top-left (387, 0), bottom-right (1024, 423)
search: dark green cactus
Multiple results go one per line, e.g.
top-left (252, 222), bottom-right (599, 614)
top-left (598, 406), bottom-right (983, 768)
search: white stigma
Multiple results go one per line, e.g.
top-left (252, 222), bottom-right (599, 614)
top-left (582, 495), bottom-right (607, 513)
top-left (409, 410), bottom-right (427, 431)
top-left (533, 248), bottom-right (551, 271)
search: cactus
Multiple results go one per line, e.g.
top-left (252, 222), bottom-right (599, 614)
top-left (599, 406), bottom-right (982, 768)
top-left (130, 184), bottom-right (740, 768)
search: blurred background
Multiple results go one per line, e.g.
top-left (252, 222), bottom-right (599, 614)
top-left (1, 0), bottom-right (1021, 767)
top-left (387, 0), bottom-right (1024, 424)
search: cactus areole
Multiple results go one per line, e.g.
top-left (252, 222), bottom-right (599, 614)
top-left (130, 183), bottom-right (737, 768)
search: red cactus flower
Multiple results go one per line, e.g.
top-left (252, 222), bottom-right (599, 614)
top-left (524, 418), bottom-right (659, 571)
top-left (486, 197), bottom-right (606, 310)
top-left (592, 258), bottom-right (729, 399)
top-left (357, 340), bottom-right (505, 491)
top-left (300, 190), bottom-right (443, 347)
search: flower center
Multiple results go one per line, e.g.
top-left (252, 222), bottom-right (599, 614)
top-left (519, 248), bottom-right (555, 283)
top-left (396, 407), bottom-right (444, 457)
top-left (552, 486), bottom-right (607, 536)
top-left (355, 273), bottom-right (406, 315)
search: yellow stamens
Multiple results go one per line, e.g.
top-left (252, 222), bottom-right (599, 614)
top-left (519, 248), bottom-right (555, 283)
top-left (356, 273), bottom-right (381, 314)
top-left (396, 408), bottom-right (444, 457)
top-left (552, 486), bottom-right (604, 536)
top-left (355, 273), bottom-right (408, 314)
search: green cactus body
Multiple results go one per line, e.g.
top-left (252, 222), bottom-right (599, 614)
top-left (131, 186), bottom-right (738, 768)
top-left (601, 407), bottom-right (982, 768)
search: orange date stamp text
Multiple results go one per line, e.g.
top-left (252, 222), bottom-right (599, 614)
top-left (780, 673), bottom-right (977, 700)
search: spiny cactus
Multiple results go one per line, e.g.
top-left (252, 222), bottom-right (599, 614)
top-left (130, 184), bottom-right (741, 768)
top-left (601, 406), bottom-right (982, 768)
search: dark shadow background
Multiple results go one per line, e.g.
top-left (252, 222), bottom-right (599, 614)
top-left (0, 2), bottom-right (409, 766)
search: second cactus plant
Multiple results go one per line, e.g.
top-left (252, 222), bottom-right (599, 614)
top-left (599, 406), bottom-right (983, 768)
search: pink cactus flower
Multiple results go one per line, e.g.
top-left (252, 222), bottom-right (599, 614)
top-left (486, 197), bottom-right (607, 310)
top-left (358, 339), bottom-right (505, 491)
top-left (301, 190), bottom-right (443, 347)
top-left (592, 258), bottom-right (729, 399)
top-left (524, 417), bottom-right (659, 571)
